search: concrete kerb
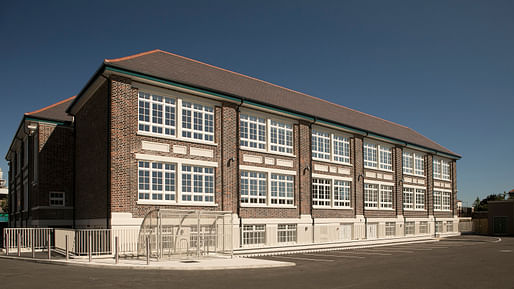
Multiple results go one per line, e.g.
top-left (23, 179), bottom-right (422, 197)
top-left (235, 237), bottom-right (441, 257)
top-left (0, 254), bottom-right (295, 271)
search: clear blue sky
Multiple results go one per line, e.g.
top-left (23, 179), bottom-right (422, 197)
top-left (1, 0), bottom-right (513, 206)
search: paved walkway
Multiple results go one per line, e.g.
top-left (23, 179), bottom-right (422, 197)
top-left (0, 254), bottom-right (295, 270)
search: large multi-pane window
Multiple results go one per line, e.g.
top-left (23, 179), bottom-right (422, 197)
top-left (364, 183), bottom-right (379, 208)
top-left (240, 169), bottom-right (295, 207)
top-left (240, 112), bottom-right (294, 155)
top-left (419, 221), bottom-right (428, 234)
top-left (242, 224), bottom-right (266, 246)
top-left (403, 151), bottom-right (425, 176)
top-left (364, 183), bottom-right (393, 209)
top-left (182, 102), bottom-right (214, 141)
top-left (240, 171), bottom-right (267, 204)
top-left (433, 190), bottom-right (451, 211)
top-left (182, 165), bottom-right (214, 203)
top-left (364, 142), bottom-right (392, 171)
top-left (240, 114), bottom-right (266, 149)
top-left (278, 224), bottom-right (297, 243)
top-left (312, 178), bottom-right (331, 206)
top-left (447, 221), bottom-right (453, 232)
top-left (138, 92), bottom-right (176, 136)
top-left (405, 222), bottom-right (415, 235)
top-left (138, 161), bottom-right (214, 205)
top-left (311, 130), bottom-right (330, 160)
top-left (269, 120), bottom-right (293, 154)
top-left (435, 221), bottom-right (443, 233)
top-left (385, 222), bottom-right (396, 237)
top-left (138, 91), bottom-right (215, 142)
top-left (311, 129), bottom-right (351, 164)
top-left (415, 189), bottom-right (426, 210)
top-left (442, 191), bottom-right (451, 211)
top-left (403, 187), bottom-right (426, 210)
top-left (433, 158), bottom-right (451, 180)
top-left (138, 161), bottom-right (176, 201)
top-left (312, 178), bottom-right (351, 208)
top-left (270, 174), bottom-right (294, 205)
top-left (403, 187), bottom-right (414, 209)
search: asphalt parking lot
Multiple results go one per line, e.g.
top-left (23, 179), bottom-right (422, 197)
top-left (2, 235), bottom-right (513, 289)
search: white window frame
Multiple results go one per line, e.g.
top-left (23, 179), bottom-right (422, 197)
top-left (277, 224), bottom-right (297, 243)
top-left (135, 84), bottom-right (218, 145)
top-left (181, 101), bottom-right (215, 142)
top-left (403, 150), bottom-right (425, 176)
top-left (270, 173), bottom-right (294, 206)
top-left (138, 161), bottom-right (177, 202)
top-left (312, 174), bottom-right (352, 209)
top-left (138, 91), bottom-right (176, 137)
top-left (433, 158), bottom-right (451, 181)
top-left (240, 114), bottom-right (267, 150)
top-left (311, 127), bottom-right (351, 165)
top-left (268, 119), bottom-right (293, 154)
top-left (385, 222), bottom-right (396, 237)
top-left (364, 140), bottom-right (393, 171)
top-left (403, 185), bottom-right (426, 211)
top-left (49, 191), bottom-right (65, 207)
top-left (136, 154), bottom-right (218, 206)
top-left (364, 181), bottom-right (394, 210)
top-left (311, 129), bottom-right (330, 160)
top-left (181, 165), bottom-right (215, 203)
top-left (404, 221), bottom-right (415, 235)
top-left (419, 221), bottom-right (429, 234)
top-left (312, 178), bottom-right (331, 207)
top-left (239, 109), bottom-right (295, 157)
top-left (446, 221), bottom-right (454, 232)
top-left (240, 171), bottom-right (267, 205)
top-left (242, 224), bottom-right (266, 246)
top-left (239, 165), bottom-right (296, 208)
top-left (433, 189), bottom-right (452, 211)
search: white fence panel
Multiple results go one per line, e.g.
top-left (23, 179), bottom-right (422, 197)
top-left (112, 227), bottom-right (139, 256)
top-left (3, 228), bottom-right (53, 254)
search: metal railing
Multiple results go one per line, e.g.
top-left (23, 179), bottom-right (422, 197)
top-left (73, 228), bottom-right (139, 256)
top-left (3, 228), bottom-right (54, 255)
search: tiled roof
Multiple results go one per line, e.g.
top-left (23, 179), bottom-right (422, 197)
top-left (103, 49), bottom-right (458, 157)
top-left (25, 96), bottom-right (75, 122)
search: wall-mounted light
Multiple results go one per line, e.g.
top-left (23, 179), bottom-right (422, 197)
top-left (303, 166), bottom-right (311, 175)
top-left (358, 174), bottom-right (364, 182)
top-left (25, 122), bottom-right (38, 136)
top-left (227, 157), bottom-right (235, 167)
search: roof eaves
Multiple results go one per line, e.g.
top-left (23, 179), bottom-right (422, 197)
top-left (66, 64), bottom-right (107, 115)
top-left (25, 95), bottom-right (76, 116)
top-left (105, 64), bottom-right (461, 159)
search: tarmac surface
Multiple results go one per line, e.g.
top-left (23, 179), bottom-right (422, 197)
top-left (2, 235), bottom-right (513, 289)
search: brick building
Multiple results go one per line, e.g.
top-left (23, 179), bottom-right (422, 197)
top-left (5, 97), bottom-right (75, 227)
top-left (6, 49), bottom-right (461, 247)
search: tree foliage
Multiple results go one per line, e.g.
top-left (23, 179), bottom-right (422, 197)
top-left (473, 193), bottom-right (506, 211)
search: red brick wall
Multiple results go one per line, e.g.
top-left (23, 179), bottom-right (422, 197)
top-left (298, 121), bottom-right (311, 216)
top-left (221, 103), bottom-right (238, 212)
top-left (75, 81), bottom-right (109, 221)
top-left (109, 76), bottom-right (225, 219)
top-left (353, 137), bottom-right (364, 216)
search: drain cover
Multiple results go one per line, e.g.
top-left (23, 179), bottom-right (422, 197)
top-left (180, 260), bottom-right (200, 263)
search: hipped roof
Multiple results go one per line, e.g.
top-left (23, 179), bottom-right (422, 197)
top-left (80, 49), bottom-right (460, 157)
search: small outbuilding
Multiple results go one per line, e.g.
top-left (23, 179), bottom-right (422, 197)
top-left (488, 199), bottom-right (514, 235)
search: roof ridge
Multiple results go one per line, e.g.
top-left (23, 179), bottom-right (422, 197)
top-left (104, 49), bottom-right (162, 63)
top-left (25, 96), bottom-right (76, 116)
top-left (119, 49), bottom-right (411, 130)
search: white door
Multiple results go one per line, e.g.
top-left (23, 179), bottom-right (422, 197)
top-left (367, 223), bottom-right (378, 240)
top-left (340, 224), bottom-right (352, 241)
